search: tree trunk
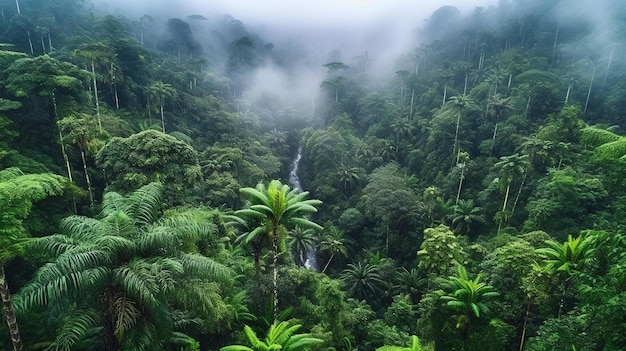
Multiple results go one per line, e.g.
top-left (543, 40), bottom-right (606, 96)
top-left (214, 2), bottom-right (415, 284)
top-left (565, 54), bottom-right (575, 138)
top-left (455, 162), bottom-right (465, 206)
top-left (409, 88), bottom-right (415, 119)
top-left (584, 64), bottom-right (596, 114)
top-left (1, 266), bottom-right (23, 351)
top-left (272, 232), bottom-right (279, 320)
top-left (489, 120), bottom-right (499, 157)
top-left (511, 171), bottom-right (527, 213)
top-left (91, 60), bottom-right (102, 130)
top-left (442, 85), bottom-right (447, 108)
top-left (80, 149), bottom-right (94, 205)
top-left (26, 31), bottom-right (33, 55)
top-left (160, 102), bottom-right (165, 133)
top-left (14, 0), bottom-right (20, 15)
top-left (321, 252), bottom-right (335, 274)
top-left (518, 298), bottom-right (532, 351)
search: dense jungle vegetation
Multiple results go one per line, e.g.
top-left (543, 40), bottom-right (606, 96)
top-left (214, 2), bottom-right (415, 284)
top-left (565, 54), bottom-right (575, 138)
top-left (1, 0), bottom-right (625, 350)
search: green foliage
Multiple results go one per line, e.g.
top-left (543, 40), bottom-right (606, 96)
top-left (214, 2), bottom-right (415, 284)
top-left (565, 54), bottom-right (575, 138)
top-left (15, 183), bottom-right (232, 349)
top-left (417, 225), bottom-right (466, 277)
top-left (220, 321), bottom-right (323, 351)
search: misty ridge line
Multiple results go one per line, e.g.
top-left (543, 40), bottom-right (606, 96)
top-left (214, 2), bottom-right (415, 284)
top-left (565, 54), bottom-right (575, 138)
top-left (93, 0), bottom-right (623, 126)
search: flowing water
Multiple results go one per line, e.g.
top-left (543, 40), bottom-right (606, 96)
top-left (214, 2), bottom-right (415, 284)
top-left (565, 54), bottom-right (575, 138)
top-left (288, 147), bottom-right (319, 271)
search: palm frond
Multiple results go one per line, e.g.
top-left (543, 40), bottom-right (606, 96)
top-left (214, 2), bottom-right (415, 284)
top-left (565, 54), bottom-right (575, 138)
top-left (52, 304), bottom-right (100, 351)
top-left (180, 253), bottom-right (232, 282)
top-left (127, 182), bottom-right (164, 225)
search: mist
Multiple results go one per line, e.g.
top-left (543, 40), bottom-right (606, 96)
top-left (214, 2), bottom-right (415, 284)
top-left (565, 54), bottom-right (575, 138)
top-left (92, 0), bottom-right (492, 124)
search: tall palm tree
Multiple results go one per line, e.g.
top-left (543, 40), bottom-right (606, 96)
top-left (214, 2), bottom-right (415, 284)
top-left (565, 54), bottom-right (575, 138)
top-left (16, 183), bottom-right (231, 351)
top-left (148, 81), bottom-right (178, 133)
top-left (536, 233), bottom-right (593, 317)
top-left (220, 320), bottom-right (323, 351)
top-left (488, 94), bottom-right (513, 157)
top-left (288, 226), bottom-right (317, 267)
top-left (234, 180), bottom-right (322, 318)
top-left (451, 199), bottom-right (485, 235)
top-left (494, 153), bottom-right (528, 231)
top-left (318, 226), bottom-right (348, 273)
top-left (447, 95), bottom-right (477, 164)
top-left (0, 168), bottom-right (67, 351)
top-left (441, 265), bottom-right (499, 344)
top-left (340, 262), bottom-right (385, 302)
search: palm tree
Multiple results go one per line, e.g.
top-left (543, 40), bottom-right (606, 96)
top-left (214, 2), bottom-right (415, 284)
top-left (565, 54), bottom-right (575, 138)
top-left (392, 268), bottom-right (426, 304)
top-left (318, 226), bottom-right (348, 273)
top-left (148, 81), bottom-right (178, 133)
top-left (288, 226), bottom-right (317, 267)
top-left (337, 164), bottom-right (360, 192)
top-left (340, 262), bottom-right (385, 302)
top-left (16, 183), bottom-right (231, 351)
top-left (488, 94), bottom-right (513, 157)
top-left (451, 199), bottom-right (485, 235)
top-left (0, 168), bottom-right (67, 351)
top-left (447, 95), bottom-right (477, 164)
top-left (57, 113), bottom-right (103, 205)
top-left (494, 153), bottom-right (528, 231)
top-left (441, 265), bottom-right (499, 344)
top-left (536, 234), bottom-right (593, 317)
top-left (220, 320), bottom-right (323, 351)
top-left (234, 180), bottom-right (322, 318)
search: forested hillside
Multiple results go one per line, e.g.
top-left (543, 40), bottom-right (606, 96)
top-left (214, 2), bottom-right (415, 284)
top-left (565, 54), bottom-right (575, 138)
top-left (1, 0), bottom-right (625, 350)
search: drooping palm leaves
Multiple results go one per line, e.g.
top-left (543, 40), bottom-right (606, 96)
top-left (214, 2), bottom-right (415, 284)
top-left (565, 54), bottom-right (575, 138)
top-left (15, 182), bottom-right (232, 351)
top-left (0, 167), bottom-right (67, 351)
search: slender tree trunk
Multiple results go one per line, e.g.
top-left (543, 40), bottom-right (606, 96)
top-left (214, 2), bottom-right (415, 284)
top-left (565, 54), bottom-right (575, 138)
top-left (524, 95), bottom-right (531, 118)
top-left (272, 232), bottom-right (279, 320)
top-left (80, 149), bottom-right (94, 205)
top-left (584, 64), bottom-right (596, 114)
top-left (1, 266), bottom-right (23, 351)
top-left (463, 75), bottom-right (468, 95)
top-left (321, 252), bottom-right (335, 273)
top-left (489, 119), bottom-right (499, 157)
top-left (455, 162), bottom-right (465, 206)
top-left (47, 32), bottom-right (52, 52)
top-left (498, 182), bottom-right (511, 231)
top-left (511, 170), bottom-right (526, 213)
top-left (26, 31), bottom-right (33, 55)
top-left (442, 85), bottom-right (447, 107)
top-left (15, 0), bottom-right (20, 15)
top-left (551, 23), bottom-right (560, 66)
top-left (112, 63), bottom-right (119, 109)
top-left (453, 112), bottom-right (461, 164)
top-left (40, 35), bottom-right (45, 54)
top-left (564, 82), bottom-right (572, 105)
top-left (160, 102), bottom-right (165, 133)
top-left (518, 298), bottom-right (532, 351)
top-left (91, 60), bottom-right (102, 129)
top-left (603, 46), bottom-right (615, 87)
top-left (409, 88), bottom-right (415, 119)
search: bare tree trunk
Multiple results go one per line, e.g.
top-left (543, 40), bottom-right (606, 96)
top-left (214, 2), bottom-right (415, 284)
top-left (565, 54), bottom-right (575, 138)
top-left (80, 149), bottom-right (94, 205)
top-left (442, 84), bottom-right (447, 108)
top-left (14, 0), bottom-right (20, 15)
top-left (603, 46), bottom-right (615, 87)
top-left (455, 162), bottom-right (465, 206)
top-left (91, 60), bottom-right (102, 129)
top-left (511, 170), bottom-right (527, 213)
top-left (26, 31), bottom-right (33, 55)
top-left (551, 23), bottom-right (560, 66)
top-left (321, 252), bottom-right (335, 273)
top-left (1, 266), bottom-right (23, 351)
top-left (518, 298), bottom-right (532, 351)
top-left (160, 103), bottom-right (165, 133)
top-left (272, 233), bottom-right (279, 320)
top-left (584, 64), bottom-right (596, 114)
top-left (409, 88), bottom-right (415, 119)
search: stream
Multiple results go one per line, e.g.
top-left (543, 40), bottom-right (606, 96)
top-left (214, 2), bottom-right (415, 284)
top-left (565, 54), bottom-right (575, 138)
top-left (288, 147), bottom-right (319, 271)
